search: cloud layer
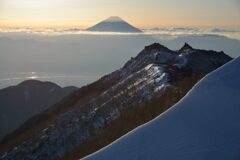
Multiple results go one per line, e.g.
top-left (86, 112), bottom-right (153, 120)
top-left (0, 27), bottom-right (239, 40)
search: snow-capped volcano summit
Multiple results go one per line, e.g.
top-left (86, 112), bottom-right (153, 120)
top-left (104, 16), bottom-right (124, 22)
top-left (86, 16), bottom-right (142, 33)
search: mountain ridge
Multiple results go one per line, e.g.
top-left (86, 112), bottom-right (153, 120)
top-left (0, 43), bottom-right (232, 160)
top-left (86, 56), bottom-right (240, 160)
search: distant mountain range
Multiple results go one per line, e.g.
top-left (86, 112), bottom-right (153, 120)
top-left (0, 43), bottom-right (231, 160)
top-left (0, 80), bottom-right (77, 141)
top-left (87, 56), bottom-right (240, 160)
top-left (86, 16), bottom-right (142, 33)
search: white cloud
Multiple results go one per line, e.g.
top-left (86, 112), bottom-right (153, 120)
top-left (0, 27), bottom-right (240, 40)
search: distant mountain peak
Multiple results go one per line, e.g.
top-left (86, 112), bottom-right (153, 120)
top-left (179, 42), bottom-right (194, 52)
top-left (0, 80), bottom-right (77, 142)
top-left (86, 16), bottom-right (142, 33)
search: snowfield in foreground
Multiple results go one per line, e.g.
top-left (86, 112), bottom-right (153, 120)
top-left (86, 57), bottom-right (240, 160)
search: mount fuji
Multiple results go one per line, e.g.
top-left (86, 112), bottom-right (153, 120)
top-left (86, 16), bottom-right (142, 33)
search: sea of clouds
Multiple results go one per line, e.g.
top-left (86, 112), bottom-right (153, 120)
top-left (0, 27), bottom-right (239, 89)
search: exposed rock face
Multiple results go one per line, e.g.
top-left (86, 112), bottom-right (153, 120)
top-left (0, 43), bottom-right (232, 160)
top-left (0, 80), bottom-right (77, 141)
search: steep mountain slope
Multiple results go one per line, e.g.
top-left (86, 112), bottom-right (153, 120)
top-left (86, 16), bottom-right (142, 33)
top-left (0, 80), bottom-right (77, 141)
top-left (0, 43), bottom-right (232, 160)
top-left (86, 56), bottom-right (240, 160)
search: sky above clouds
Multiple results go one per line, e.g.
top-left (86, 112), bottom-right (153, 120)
top-left (0, 0), bottom-right (239, 28)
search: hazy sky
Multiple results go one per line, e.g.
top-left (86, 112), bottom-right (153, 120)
top-left (0, 0), bottom-right (239, 28)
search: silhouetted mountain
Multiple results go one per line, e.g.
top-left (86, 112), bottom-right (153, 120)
top-left (179, 42), bottom-right (193, 52)
top-left (0, 80), bottom-right (77, 141)
top-left (86, 16), bottom-right (142, 33)
top-left (0, 43), bottom-right (231, 160)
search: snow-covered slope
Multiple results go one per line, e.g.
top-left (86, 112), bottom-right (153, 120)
top-left (86, 57), bottom-right (240, 160)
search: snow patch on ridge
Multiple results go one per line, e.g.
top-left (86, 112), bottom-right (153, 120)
top-left (175, 53), bottom-right (188, 68)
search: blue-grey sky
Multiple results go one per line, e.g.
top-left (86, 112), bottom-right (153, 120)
top-left (0, 0), bottom-right (239, 28)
